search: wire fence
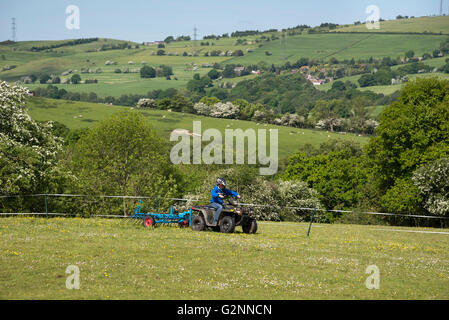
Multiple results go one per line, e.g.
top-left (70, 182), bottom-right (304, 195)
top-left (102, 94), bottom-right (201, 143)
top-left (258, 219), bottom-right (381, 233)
top-left (1, 193), bottom-right (448, 228)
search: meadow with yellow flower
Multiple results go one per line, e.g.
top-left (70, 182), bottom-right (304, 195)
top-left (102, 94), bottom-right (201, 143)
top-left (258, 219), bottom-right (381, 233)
top-left (1, 217), bottom-right (448, 299)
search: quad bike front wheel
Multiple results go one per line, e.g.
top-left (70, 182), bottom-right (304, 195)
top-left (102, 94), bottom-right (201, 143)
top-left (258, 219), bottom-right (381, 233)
top-left (219, 216), bottom-right (235, 233)
top-left (242, 218), bottom-right (258, 234)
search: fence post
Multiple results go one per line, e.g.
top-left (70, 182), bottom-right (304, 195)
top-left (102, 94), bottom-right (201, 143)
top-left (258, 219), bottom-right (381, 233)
top-left (155, 196), bottom-right (159, 213)
top-left (44, 193), bottom-right (48, 219)
top-left (307, 208), bottom-right (316, 237)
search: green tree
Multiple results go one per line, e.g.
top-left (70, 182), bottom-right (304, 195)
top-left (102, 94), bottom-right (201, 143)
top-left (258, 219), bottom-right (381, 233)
top-left (164, 36), bottom-right (174, 43)
top-left (69, 111), bottom-right (183, 215)
top-left (283, 142), bottom-right (367, 211)
top-left (187, 75), bottom-right (212, 94)
top-left (200, 96), bottom-right (221, 106)
top-left (70, 74), bottom-right (81, 84)
top-left (207, 69), bottom-right (221, 80)
top-left (358, 74), bottom-right (376, 87)
top-left (381, 177), bottom-right (422, 215)
top-left (170, 94), bottom-right (194, 113)
top-left (331, 81), bottom-right (346, 91)
top-left (140, 65), bottom-right (156, 78)
top-left (232, 99), bottom-right (263, 121)
top-left (366, 78), bottom-right (449, 202)
top-left (39, 74), bottom-right (51, 84)
top-left (374, 67), bottom-right (393, 86)
top-left (222, 64), bottom-right (236, 78)
top-left (440, 62), bottom-right (449, 74)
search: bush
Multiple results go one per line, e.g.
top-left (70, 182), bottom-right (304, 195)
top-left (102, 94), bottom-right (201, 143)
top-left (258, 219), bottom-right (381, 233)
top-left (381, 178), bottom-right (423, 215)
top-left (413, 158), bottom-right (449, 216)
top-left (278, 180), bottom-right (322, 222)
top-left (245, 178), bottom-right (282, 221)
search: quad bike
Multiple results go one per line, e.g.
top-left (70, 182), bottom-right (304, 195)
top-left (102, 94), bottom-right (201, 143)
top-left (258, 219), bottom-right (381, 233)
top-left (190, 197), bottom-right (257, 234)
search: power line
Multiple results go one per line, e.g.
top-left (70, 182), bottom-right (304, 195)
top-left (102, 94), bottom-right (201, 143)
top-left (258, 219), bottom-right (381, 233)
top-left (281, 32), bottom-right (286, 60)
top-left (12, 18), bottom-right (16, 42)
top-left (2, 193), bottom-right (449, 221)
top-left (193, 26), bottom-right (198, 51)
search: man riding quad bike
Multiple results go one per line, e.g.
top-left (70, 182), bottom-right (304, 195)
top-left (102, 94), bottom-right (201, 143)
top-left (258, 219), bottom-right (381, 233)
top-left (190, 178), bottom-right (258, 234)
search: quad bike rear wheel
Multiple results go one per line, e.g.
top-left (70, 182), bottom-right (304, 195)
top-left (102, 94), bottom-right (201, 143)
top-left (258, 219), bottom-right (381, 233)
top-left (191, 215), bottom-right (206, 231)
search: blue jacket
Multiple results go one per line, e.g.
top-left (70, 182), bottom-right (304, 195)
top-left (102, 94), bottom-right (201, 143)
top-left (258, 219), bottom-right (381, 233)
top-left (210, 185), bottom-right (239, 204)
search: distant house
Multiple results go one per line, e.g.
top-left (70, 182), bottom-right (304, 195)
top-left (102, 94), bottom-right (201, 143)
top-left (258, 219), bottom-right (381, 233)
top-left (234, 66), bottom-right (245, 76)
top-left (144, 41), bottom-right (164, 46)
top-left (391, 75), bottom-right (408, 85)
top-left (251, 70), bottom-right (261, 75)
top-left (306, 74), bottom-right (325, 85)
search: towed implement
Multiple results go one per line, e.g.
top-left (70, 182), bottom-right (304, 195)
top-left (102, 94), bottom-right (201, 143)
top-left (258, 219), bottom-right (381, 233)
top-left (133, 199), bottom-right (192, 228)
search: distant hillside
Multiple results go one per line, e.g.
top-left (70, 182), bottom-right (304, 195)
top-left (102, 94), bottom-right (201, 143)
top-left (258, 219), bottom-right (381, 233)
top-left (26, 97), bottom-right (369, 160)
top-left (1, 16), bottom-right (448, 98)
top-left (333, 16), bottom-right (449, 34)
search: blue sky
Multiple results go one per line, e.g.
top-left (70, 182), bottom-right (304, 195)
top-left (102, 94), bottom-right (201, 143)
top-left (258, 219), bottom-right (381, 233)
top-left (0, 0), bottom-right (446, 42)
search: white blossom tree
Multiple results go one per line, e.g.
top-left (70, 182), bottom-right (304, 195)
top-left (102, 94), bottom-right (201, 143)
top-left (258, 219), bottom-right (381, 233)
top-left (278, 180), bottom-right (323, 221)
top-left (136, 98), bottom-right (156, 109)
top-left (0, 81), bottom-right (63, 194)
top-left (210, 102), bottom-right (240, 119)
top-left (193, 102), bottom-right (212, 116)
top-left (412, 158), bottom-right (449, 216)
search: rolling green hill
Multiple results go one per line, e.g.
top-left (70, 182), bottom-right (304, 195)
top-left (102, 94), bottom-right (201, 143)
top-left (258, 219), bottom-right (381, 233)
top-left (1, 16), bottom-right (448, 99)
top-left (334, 16), bottom-right (449, 34)
top-left (227, 33), bottom-right (447, 65)
top-left (26, 97), bottom-right (369, 160)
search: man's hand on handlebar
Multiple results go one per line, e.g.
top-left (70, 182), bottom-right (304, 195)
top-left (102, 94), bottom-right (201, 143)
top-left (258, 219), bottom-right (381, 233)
top-left (218, 194), bottom-right (240, 200)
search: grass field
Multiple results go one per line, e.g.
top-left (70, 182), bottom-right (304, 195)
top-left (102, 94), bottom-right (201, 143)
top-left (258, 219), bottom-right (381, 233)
top-left (1, 217), bottom-right (448, 299)
top-left (334, 16), bottom-right (449, 34)
top-left (228, 33), bottom-right (447, 65)
top-left (25, 97), bottom-right (369, 160)
top-left (317, 72), bottom-right (449, 94)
